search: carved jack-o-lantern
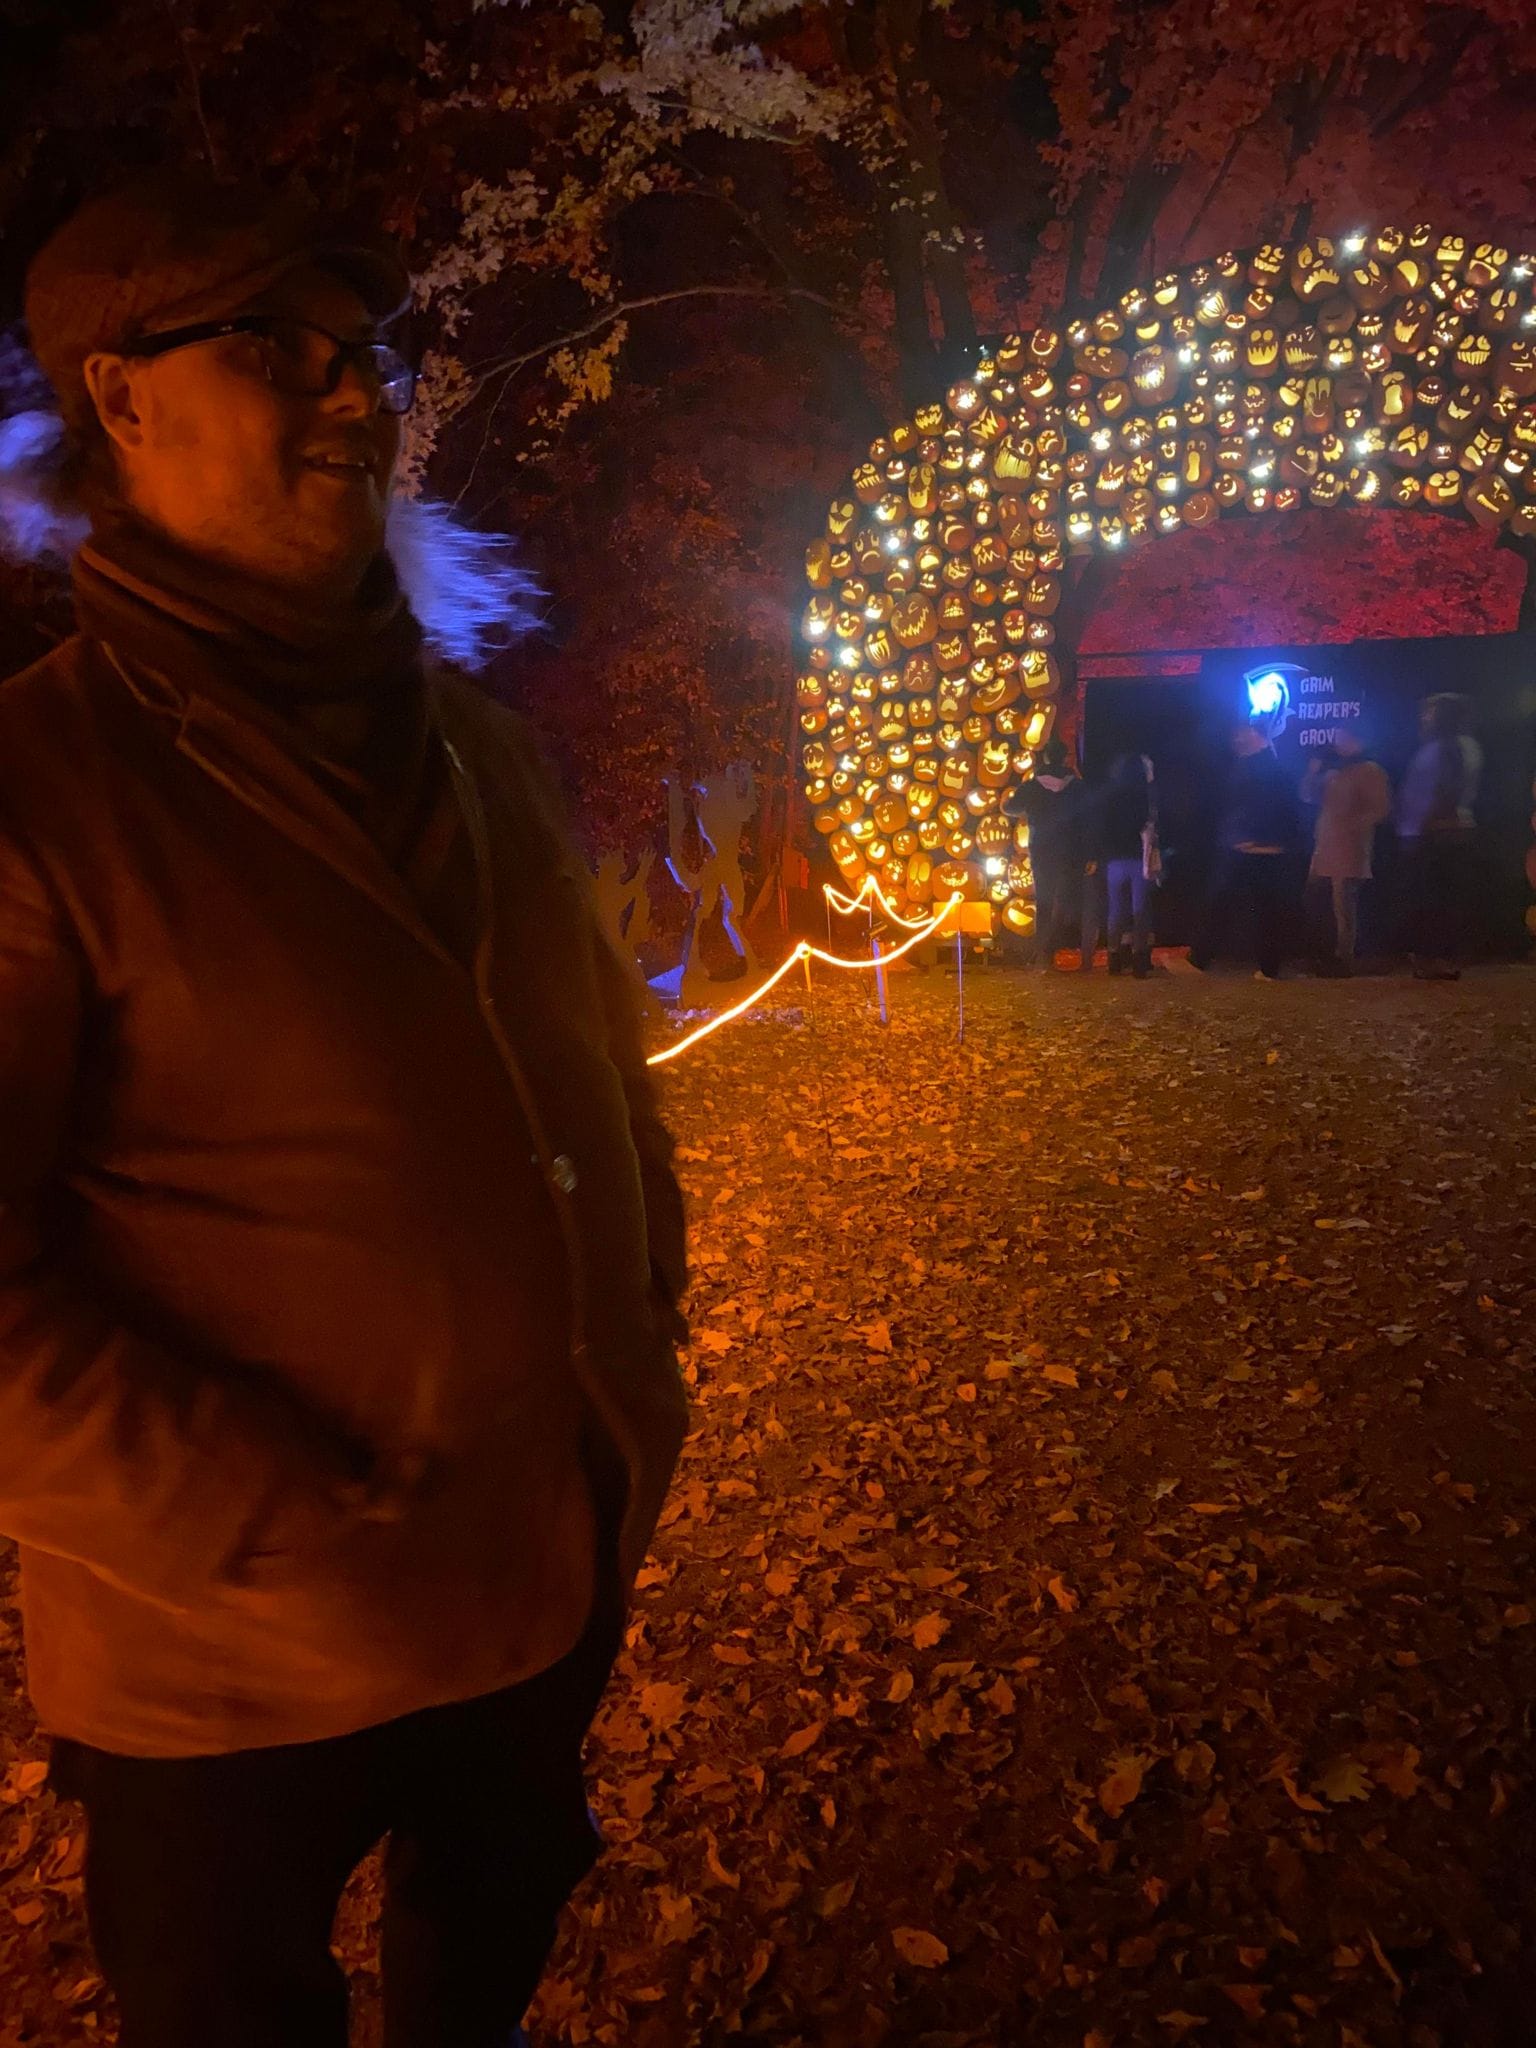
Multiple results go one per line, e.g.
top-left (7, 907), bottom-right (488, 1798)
top-left (891, 595), bottom-right (937, 648)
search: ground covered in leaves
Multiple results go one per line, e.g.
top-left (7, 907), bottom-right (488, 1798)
top-left (4, 963), bottom-right (1536, 2047)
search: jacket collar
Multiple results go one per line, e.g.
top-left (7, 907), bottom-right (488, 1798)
top-left (98, 639), bottom-right (476, 977)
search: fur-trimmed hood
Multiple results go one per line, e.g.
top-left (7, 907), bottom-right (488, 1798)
top-left (0, 406), bottom-right (541, 671)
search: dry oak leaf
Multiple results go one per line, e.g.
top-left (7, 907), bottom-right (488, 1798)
top-left (1099, 1752), bottom-right (1152, 1819)
top-left (819, 1877), bottom-right (857, 1917)
top-left (862, 1318), bottom-right (894, 1353)
top-left (911, 1612), bottom-right (950, 1650)
top-left (711, 1643), bottom-right (752, 1667)
top-left (692, 1328), bottom-right (734, 1355)
top-left (1373, 1745), bottom-right (1423, 1799)
top-left (886, 1669), bottom-right (915, 1703)
top-left (1317, 1756), bottom-right (1373, 1804)
top-left (892, 1927), bottom-right (950, 1968)
top-left (983, 1676), bottom-right (1017, 1715)
top-left (1046, 1575), bottom-right (1079, 1614)
top-left (1041, 1362), bottom-right (1079, 1388)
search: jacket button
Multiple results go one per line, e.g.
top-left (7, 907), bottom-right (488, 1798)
top-left (550, 1154), bottom-right (578, 1194)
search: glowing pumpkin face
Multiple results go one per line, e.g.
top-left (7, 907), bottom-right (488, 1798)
top-left (892, 596), bottom-right (937, 648)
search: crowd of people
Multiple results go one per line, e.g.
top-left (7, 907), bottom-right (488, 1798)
top-left (1006, 693), bottom-right (1488, 983)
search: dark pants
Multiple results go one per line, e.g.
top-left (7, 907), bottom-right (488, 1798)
top-left (50, 1576), bottom-right (624, 2048)
top-left (1192, 850), bottom-right (1289, 979)
top-left (1402, 833), bottom-right (1477, 965)
top-left (1104, 857), bottom-right (1152, 961)
top-left (1033, 851), bottom-right (1096, 965)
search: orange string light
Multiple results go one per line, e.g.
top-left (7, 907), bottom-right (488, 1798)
top-left (822, 873), bottom-right (938, 931)
top-left (646, 895), bottom-right (963, 1067)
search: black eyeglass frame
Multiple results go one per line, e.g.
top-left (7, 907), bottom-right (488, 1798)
top-left (120, 315), bottom-right (417, 414)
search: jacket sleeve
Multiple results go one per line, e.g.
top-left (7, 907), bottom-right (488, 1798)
top-left (0, 827), bottom-right (376, 1609)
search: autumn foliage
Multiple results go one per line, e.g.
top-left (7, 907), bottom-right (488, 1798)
top-left (2, 2), bottom-right (1535, 875)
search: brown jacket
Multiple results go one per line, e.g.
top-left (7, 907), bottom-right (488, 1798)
top-left (0, 635), bottom-right (687, 1756)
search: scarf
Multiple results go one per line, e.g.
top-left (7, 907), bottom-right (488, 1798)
top-left (73, 508), bottom-right (440, 864)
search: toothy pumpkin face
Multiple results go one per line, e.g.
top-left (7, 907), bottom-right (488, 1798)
top-left (1249, 243), bottom-right (1287, 283)
top-left (1283, 326), bottom-right (1322, 370)
top-left (892, 595), bottom-right (937, 647)
top-left (1435, 233), bottom-right (1467, 270)
top-left (1455, 332), bottom-right (1493, 373)
top-left (1131, 347), bottom-right (1174, 399)
top-left (1247, 326), bottom-right (1279, 371)
top-left (1391, 298), bottom-right (1432, 351)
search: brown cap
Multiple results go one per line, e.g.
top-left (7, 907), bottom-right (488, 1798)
top-left (24, 169), bottom-right (412, 428)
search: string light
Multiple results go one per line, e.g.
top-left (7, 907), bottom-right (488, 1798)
top-left (824, 873), bottom-right (942, 930)
top-left (646, 897), bottom-right (964, 1067)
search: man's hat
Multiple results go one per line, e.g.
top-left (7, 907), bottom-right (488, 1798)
top-left (24, 169), bottom-right (412, 428)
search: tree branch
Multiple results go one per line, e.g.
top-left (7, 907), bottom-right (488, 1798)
top-left (1370, 22), bottom-right (1483, 141)
top-left (461, 283), bottom-right (846, 403)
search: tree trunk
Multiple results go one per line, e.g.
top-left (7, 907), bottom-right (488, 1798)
top-left (886, 201), bottom-right (938, 406)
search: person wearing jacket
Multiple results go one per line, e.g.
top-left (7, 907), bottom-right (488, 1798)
top-left (1189, 721), bottom-right (1302, 980)
top-left (3, 170), bottom-right (688, 2048)
top-left (1087, 752), bottom-right (1157, 978)
top-left (1397, 692), bottom-right (1483, 980)
top-left (1004, 737), bottom-right (1094, 968)
top-left (1300, 730), bottom-right (1392, 974)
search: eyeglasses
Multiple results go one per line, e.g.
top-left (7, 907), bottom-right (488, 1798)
top-left (122, 316), bottom-right (416, 415)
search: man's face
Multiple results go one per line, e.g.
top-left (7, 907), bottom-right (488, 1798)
top-left (92, 267), bottom-right (401, 593)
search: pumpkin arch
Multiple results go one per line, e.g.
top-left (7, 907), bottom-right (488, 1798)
top-left (798, 226), bottom-right (1536, 935)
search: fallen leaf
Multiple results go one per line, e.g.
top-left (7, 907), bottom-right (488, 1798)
top-left (1099, 1752), bottom-right (1151, 1819)
top-left (1316, 1756), bottom-right (1373, 1804)
top-left (891, 1926), bottom-right (949, 1969)
top-left (911, 1612), bottom-right (950, 1650)
top-left (779, 1720), bottom-right (825, 1759)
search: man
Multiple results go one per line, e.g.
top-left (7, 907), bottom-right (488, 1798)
top-left (1004, 737), bottom-right (1094, 969)
top-left (1301, 729), bottom-right (1392, 975)
top-left (1189, 720), bottom-right (1301, 980)
top-left (2, 170), bottom-right (688, 2046)
top-left (1397, 691), bottom-right (1482, 980)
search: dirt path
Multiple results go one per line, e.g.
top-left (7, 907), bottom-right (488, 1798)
top-left (4, 964), bottom-right (1536, 2046)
